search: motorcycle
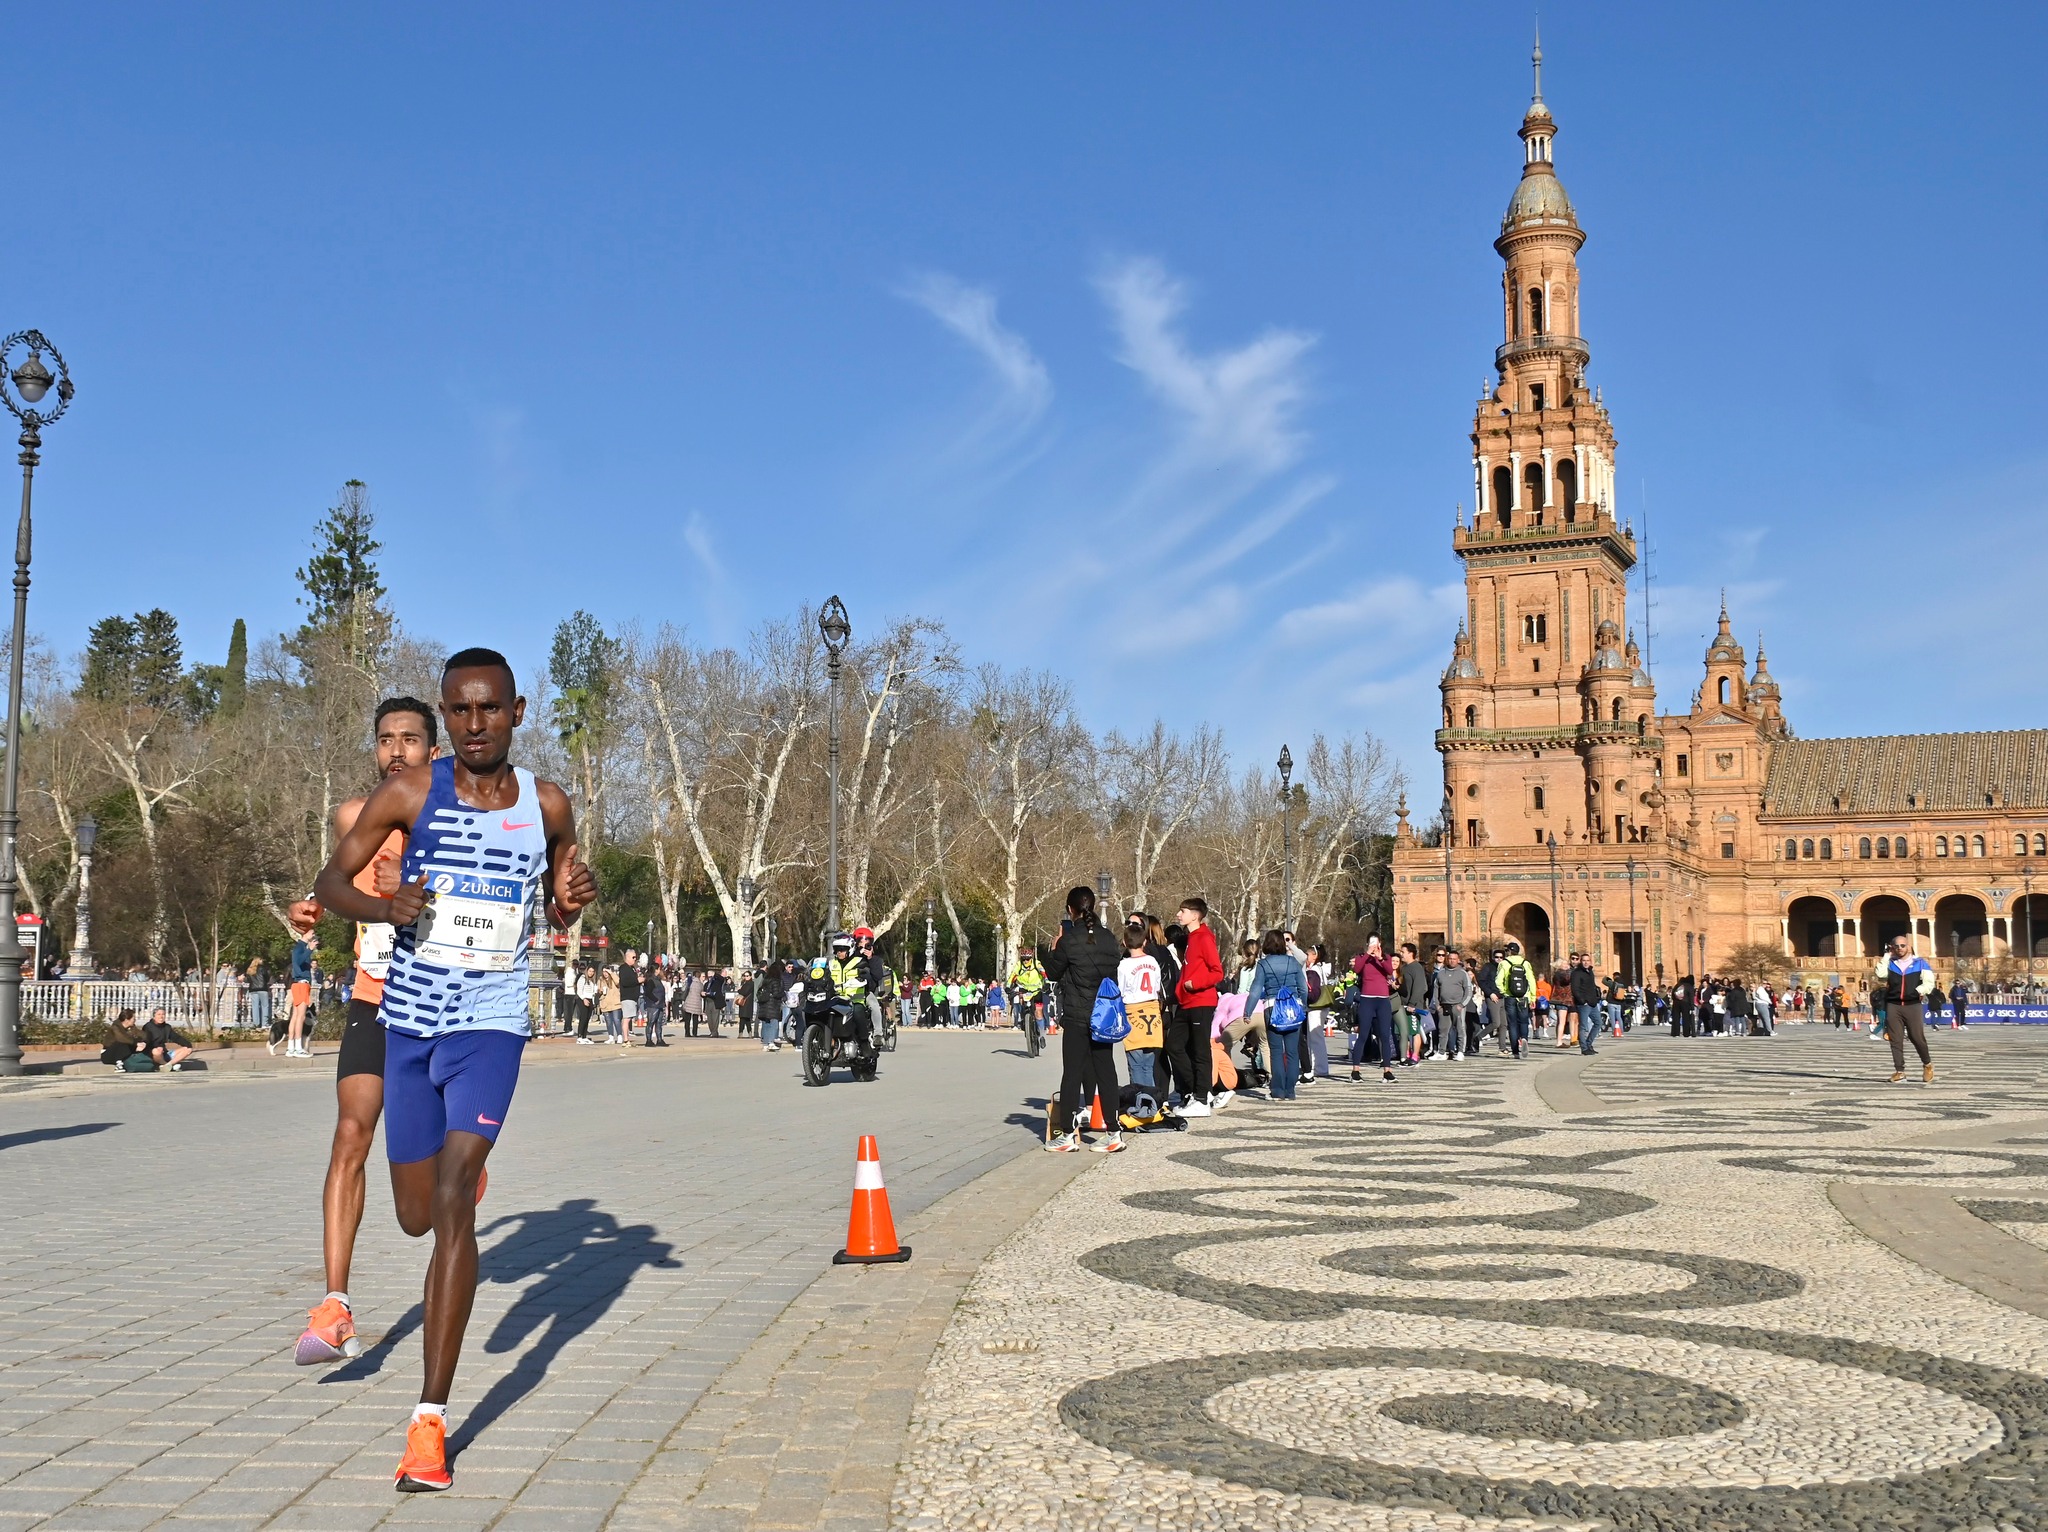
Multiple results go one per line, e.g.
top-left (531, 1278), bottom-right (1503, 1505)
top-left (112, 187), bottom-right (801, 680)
top-left (801, 997), bottom-right (880, 1086)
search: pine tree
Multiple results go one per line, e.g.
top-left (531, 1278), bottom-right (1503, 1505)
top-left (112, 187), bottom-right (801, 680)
top-left (77, 615), bottom-right (139, 702)
top-left (131, 609), bottom-right (185, 711)
top-left (221, 618), bottom-right (247, 715)
top-left (289, 479), bottom-right (391, 679)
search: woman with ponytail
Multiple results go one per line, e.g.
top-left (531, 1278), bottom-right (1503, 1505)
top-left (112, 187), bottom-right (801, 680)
top-left (1042, 884), bottom-right (1126, 1152)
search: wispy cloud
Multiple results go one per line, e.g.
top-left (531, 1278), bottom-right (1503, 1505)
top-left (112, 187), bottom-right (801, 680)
top-left (902, 271), bottom-right (1051, 418)
top-left (1097, 256), bottom-right (1315, 476)
top-left (682, 510), bottom-right (724, 580)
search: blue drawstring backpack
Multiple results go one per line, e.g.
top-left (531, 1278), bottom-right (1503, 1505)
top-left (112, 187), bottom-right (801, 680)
top-left (1089, 978), bottom-right (1130, 1043)
top-left (1268, 986), bottom-right (1306, 1033)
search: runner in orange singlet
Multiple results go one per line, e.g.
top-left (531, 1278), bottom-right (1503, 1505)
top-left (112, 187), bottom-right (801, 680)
top-left (294, 698), bottom-right (438, 1364)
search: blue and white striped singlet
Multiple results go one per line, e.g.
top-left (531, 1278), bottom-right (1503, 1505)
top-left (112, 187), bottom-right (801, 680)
top-left (380, 756), bottom-right (547, 1038)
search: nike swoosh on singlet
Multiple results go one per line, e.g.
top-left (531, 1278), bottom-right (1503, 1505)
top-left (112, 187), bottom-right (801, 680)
top-left (500, 818), bottom-right (537, 831)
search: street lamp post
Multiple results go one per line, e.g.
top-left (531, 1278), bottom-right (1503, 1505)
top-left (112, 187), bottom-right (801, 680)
top-left (1441, 789), bottom-right (1454, 956)
top-left (1546, 832), bottom-right (1560, 974)
top-left (738, 874), bottom-right (757, 969)
top-left (1277, 744), bottom-right (1294, 932)
top-left (0, 333), bottom-right (73, 1077)
top-left (818, 596), bottom-right (851, 938)
top-left (1625, 855), bottom-right (1639, 988)
top-left (923, 895), bottom-right (936, 978)
top-left (1095, 867), bottom-right (1113, 922)
top-left (67, 814), bottom-right (98, 980)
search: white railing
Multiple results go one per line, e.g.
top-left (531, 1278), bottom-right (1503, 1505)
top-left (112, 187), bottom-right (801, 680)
top-left (24, 979), bottom-right (278, 1031)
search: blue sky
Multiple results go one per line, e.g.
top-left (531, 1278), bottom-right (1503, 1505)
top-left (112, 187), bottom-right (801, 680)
top-left (8, 2), bottom-right (2046, 781)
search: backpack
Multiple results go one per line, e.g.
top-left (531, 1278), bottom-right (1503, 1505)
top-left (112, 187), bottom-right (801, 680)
top-left (1088, 978), bottom-right (1130, 1043)
top-left (1268, 986), bottom-right (1306, 1033)
top-left (1507, 962), bottom-right (1530, 1000)
top-left (1304, 968), bottom-right (1324, 1006)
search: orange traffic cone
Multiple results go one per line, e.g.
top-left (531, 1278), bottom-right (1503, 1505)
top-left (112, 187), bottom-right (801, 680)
top-left (1089, 1092), bottom-right (1107, 1132)
top-left (833, 1135), bottom-right (912, 1265)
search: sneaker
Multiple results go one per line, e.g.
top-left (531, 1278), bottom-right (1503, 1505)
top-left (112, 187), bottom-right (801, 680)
top-left (1045, 1133), bottom-right (1079, 1153)
top-left (1923, 1064), bottom-right (1936, 1084)
top-left (294, 1297), bottom-right (359, 1365)
top-left (1890, 1071), bottom-right (1906, 1084)
top-left (1210, 1089), bottom-right (1235, 1112)
top-left (1177, 1099), bottom-right (1212, 1118)
top-left (1382, 1069), bottom-right (1396, 1083)
top-left (1090, 1134), bottom-right (1125, 1154)
top-left (394, 1414), bottom-right (451, 1492)
top-left (577, 1036), bottom-right (595, 1045)
top-left (1349, 1070), bottom-right (1363, 1082)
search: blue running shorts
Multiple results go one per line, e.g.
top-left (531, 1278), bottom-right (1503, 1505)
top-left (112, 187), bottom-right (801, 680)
top-left (384, 1027), bottom-right (527, 1164)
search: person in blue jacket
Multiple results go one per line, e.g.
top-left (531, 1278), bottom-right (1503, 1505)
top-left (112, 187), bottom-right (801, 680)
top-left (1878, 933), bottom-right (1936, 1084)
top-left (1244, 930), bottom-right (1309, 1101)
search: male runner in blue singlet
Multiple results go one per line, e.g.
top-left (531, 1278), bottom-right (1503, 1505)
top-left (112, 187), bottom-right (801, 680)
top-left (314, 648), bottom-right (598, 1493)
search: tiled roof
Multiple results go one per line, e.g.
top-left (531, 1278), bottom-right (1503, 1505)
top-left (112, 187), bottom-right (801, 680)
top-left (1762, 731), bottom-right (2048, 817)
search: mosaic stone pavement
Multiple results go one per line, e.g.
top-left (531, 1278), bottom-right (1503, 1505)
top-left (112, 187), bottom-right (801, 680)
top-left (894, 1026), bottom-right (2048, 1532)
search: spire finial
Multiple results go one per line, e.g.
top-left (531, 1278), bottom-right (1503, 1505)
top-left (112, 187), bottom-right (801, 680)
top-left (1718, 588), bottom-right (1729, 623)
top-left (1532, 15), bottom-right (1544, 103)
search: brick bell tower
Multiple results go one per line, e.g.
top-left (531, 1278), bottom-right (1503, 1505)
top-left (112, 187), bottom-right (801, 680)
top-left (1439, 34), bottom-right (1655, 855)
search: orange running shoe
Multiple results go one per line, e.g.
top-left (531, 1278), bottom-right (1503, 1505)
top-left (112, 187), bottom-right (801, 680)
top-left (394, 1413), bottom-right (451, 1492)
top-left (293, 1296), bottom-right (359, 1365)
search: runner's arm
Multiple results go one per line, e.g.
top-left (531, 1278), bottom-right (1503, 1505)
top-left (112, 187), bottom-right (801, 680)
top-left (538, 780), bottom-right (599, 923)
top-left (313, 768), bottom-right (431, 924)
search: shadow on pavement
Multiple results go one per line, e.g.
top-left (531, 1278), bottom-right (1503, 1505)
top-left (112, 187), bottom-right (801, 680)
top-left (1003, 1098), bottom-right (1050, 1141)
top-left (319, 1303), bottom-right (424, 1384)
top-left (448, 1198), bottom-right (678, 1455)
top-left (0, 1122), bottom-right (117, 1153)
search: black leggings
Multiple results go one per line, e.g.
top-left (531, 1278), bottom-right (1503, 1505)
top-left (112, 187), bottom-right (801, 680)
top-left (1166, 1007), bottom-right (1214, 1101)
top-left (1060, 1023), bottom-right (1122, 1132)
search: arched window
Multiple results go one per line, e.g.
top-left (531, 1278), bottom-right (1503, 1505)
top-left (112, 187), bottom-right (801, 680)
top-left (1973, 834), bottom-right (1986, 858)
top-left (1893, 836), bottom-right (1908, 858)
top-left (1876, 838), bottom-right (1890, 859)
top-left (1528, 286), bottom-right (1545, 334)
top-left (1936, 836), bottom-right (1949, 857)
top-left (1784, 839), bottom-right (1797, 861)
top-left (1717, 676), bottom-right (1731, 705)
top-left (2019, 834), bottom-right (2030, 855)
top-left (1820, 838), bottom-right (1833, 860)
top-left (2036, 833), bottom-right (2047, 855)
top-left (1492, 465), bottom-right (1513, 529)
top-left (1464, 704), bottom-right (1477, 728)
top-left (1556, 458), bottom-right (1578, 515)
top-left (1802, 838), bottom-right (1815, 859)
top-left (1533, 786), bottom-right (1546, 811)
top-left (1525, 461), bottom-right (1547, 517)
top-left (1955, 836), bottom-right (1969, 859)
top-left (1859, 837), bottom-right (1873, 859)
top-left (1637, 714), bottom-right (1648, 732)
top-left (1444, 707), bottom-right (1453, 728)
top-left (1611, 697), bottom-right (1623, 722)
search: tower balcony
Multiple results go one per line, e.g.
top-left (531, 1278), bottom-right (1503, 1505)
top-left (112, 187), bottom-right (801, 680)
top-left (1453, 505), bottom-right (1635, 568)
top-left (1496, 332), bottom-right (1590, 370)
top-left (1435, 721), bottom-right (1663, 752)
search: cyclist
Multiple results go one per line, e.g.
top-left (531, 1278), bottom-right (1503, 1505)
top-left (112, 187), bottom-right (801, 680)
top-left (1010, 947), bottom-right (1047, 1036)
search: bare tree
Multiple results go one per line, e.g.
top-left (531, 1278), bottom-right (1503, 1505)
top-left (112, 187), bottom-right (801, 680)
top-left (1103, 721), bottom-right (1226, 915)
top-left (958, 665), bottom-right (1089, 979)
top-left (1294, 732), bottom-right (1405, 937)
top-left (838, 617), bottom-right (957, 939)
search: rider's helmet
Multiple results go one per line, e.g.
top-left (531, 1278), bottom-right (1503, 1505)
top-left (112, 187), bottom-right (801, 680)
top-left (852, 925), bottom-right (874, 942)
top-left (828, 931), bottom-right (854, 955)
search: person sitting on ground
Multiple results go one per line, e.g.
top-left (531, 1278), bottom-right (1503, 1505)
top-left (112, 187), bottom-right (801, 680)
top-left (140, 1008), bottom-right (196, 1070)
top-left (101, 1008), bottom-right (144, 1068)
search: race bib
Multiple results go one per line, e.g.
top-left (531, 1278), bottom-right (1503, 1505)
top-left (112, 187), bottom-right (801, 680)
top-left (356, 920), bottom-right (396, 978)
top-left (412, 867), bottom-right (527, 972)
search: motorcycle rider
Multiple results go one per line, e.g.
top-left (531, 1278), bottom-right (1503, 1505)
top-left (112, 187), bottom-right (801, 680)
top-left (853, 926), bottom-right (890, 1045)
top-left (823, 931), bottom-right (878, 1063)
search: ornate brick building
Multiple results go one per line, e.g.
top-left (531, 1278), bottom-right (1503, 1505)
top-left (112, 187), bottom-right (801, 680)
top-left (1388, 51), bottom-right (2048, 985)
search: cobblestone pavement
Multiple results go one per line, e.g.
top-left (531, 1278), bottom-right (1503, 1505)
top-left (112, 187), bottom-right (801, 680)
top-left (896, 1025), bottom-right (2048, 1532)
top-left (0, 1028), bottom-right (1059, 1530)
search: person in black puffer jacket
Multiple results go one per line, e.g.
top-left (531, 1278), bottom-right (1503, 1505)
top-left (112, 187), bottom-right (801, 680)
top-left (1043, 885), bottom-right (1125, 1153)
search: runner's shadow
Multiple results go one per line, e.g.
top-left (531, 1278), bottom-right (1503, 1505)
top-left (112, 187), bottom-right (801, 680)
top-left (318, 1303), bottom-right (424, 1383)
top-left (447, 1198), bottom-right (678, 1457)
top-left (0, 1122), bottom-right (117, 1153)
